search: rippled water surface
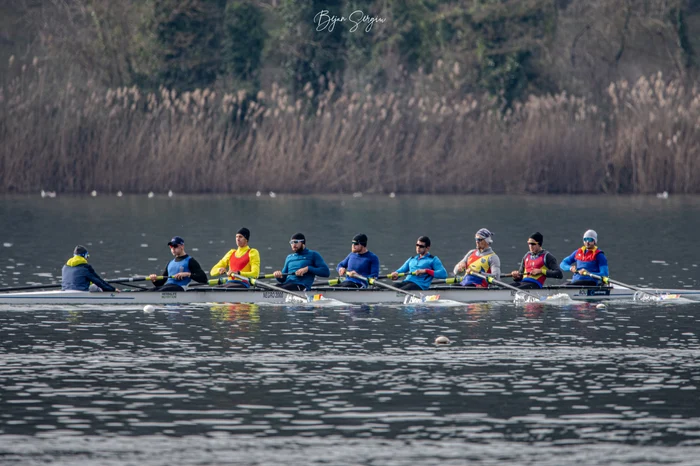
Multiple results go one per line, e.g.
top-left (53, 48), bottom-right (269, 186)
top-left (2, 194), bottom-right (700, 464)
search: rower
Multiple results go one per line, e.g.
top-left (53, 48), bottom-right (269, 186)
top-left (209, 227), bottom-right (260, 288)
top-left (272, 233), bottom-right (330, 291)
top-left (389, 236), bottom-right (447, 290)
top-left (335, 233), bottom-right (380, 288)
top-left (452, 228), bottom-right (500, 287)
top-left (62, 245), bottom-right (116, 292)
top-left (560, 229), bottom-right (609, 286)
top-left (149, 236), bottom-right (208, 291)
top-left (510, 232), bottom-right (563, 289)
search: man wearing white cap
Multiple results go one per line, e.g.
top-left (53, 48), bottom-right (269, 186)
top-left (560, 229), bottom-right (609, 286)
top-left (453, 228), bottom-right (501, 287)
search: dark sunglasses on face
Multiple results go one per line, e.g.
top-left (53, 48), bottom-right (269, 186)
top-left (351, 241), bottom-right (360, 245)
top-left (583, 238), bottom-right (595, 243)
top-left (416, 243), bottom-right (426, 248)
top-left (527, 242), bottom-right (538, 246)
top-left (475, 238), bottom-right (485, 242)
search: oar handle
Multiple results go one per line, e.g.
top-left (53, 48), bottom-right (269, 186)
top-left (578, 270), bottom-right (610, 284)
top-left (108, 276), bottom-right (167, 283)
top-left (377, 272), bottom-right (408, 280)
top-left (257, 272), bottom-right (289, 279)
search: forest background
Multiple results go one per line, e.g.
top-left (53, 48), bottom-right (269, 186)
top-left (2, 0), bottom-right (700, 195)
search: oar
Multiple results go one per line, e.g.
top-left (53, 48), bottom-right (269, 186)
top-left (469, 271), bottom-right (543, 302)
top-left (108, 276), bottom-right (166, 283)
top-left (355, 274), bottom-right (450, 305)
top-left (229, 273), bottom-right (350, 306)
top-left (0, 275), bottom-right (166, 293)
top-left (0, 283), bottom-right (62, 292)
top-left (257, 272), bottom-right (289, 279)
top-left (578, 270), bottom-right (672, 301)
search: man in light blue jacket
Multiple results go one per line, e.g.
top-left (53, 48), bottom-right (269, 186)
top-left (389, 236), bottom-right (448, 290)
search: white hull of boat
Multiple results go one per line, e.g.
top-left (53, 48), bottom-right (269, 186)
top-left (0, 284), bottom-right (697, 305)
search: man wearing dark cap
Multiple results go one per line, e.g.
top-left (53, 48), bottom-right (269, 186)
top-left (210, 227), bottom-right (261, 288)
top-left (62, 245), bottom-right (116, 292)
top-left (510, 232), bottom-right (563, 289)
top-left (335, 234), bottom-right (380, 288)
top-left (273, 233), bottom-right (330, 291)
top-left (149, 236), bottom-right (208, 291)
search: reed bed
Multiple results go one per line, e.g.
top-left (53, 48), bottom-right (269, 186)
top-left (2, 60), bottom-right (699, 194)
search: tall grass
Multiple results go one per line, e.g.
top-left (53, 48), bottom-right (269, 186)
top-left (2, 59), bottom-right (699, 194)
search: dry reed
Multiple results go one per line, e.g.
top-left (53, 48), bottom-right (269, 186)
top-left (2, 59), bottom-right (699, 194)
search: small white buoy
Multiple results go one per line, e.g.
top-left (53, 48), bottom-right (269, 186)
top-left (168, 190), bottom-right (173, 197)
top-left (256, 191), bottom-right (261, 197)
top-left (389, 192), bottom-right (396, 198)
top-left (596, 303), bottom-right (606, 310)
top-left (41, 190), bottom-right (46, 198)
top-left (269, 191), bottom-right (277, 198)
top-left (90, 190), bottom-right (97, 197)
top-left (143, 304), bottom-right (155, 313)
top-left (435, 336), bottom-right (450, 345)
top-left (117, 191), bottom-right (123, 197)
top-left (147, 192), bottom-right (154, 198)
top-left (352, 192), bottom-right (363, 198)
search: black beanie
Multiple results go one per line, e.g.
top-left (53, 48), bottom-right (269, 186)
top-left (529, 232), bottom-right (544, 246)
top-left (352, 233), bottom-right (368, 246)
top-left (237, 227), bottom-right (250, 241)
top-left (73, 245), bottom-right (89, 256)
top-left (291, 232), bottom-right (305, 242)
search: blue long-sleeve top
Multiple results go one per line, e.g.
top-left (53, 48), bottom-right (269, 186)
top-left (277, 248), bottom-right (330, 290)
top-left (560, 246), bottom-right (609, 285)
top-left (394, 253), bottom-right (447, 290)
top-left (337, 251), bottom-right (380, 288)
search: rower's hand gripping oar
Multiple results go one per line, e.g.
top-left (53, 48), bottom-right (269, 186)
top-left (468, 271), bottom-right (544, 303)
top-left (228, 273), bottom-right (350, 306)
top-left (578, 270), bottom-right (676, 302)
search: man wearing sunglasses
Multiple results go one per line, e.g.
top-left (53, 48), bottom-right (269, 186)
top-left (389, 236), bottom-right (447, 290)
top-left (335, 234), bottom-right (380, 288)
top-left (62, 245), bottom-right (116, 292)
top-left (560, 229), bottom-right (609, 286)
top-left (452, 228), bottom-right (501, 287)
top-left (510, 232), bottom-right (563, 289)
top-left (149, 236), bottom-right (208, 291)
top-left (273, 233), bottom-right (330, 291)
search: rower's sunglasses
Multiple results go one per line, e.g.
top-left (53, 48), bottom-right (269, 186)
top-left (527, 242), bottom-right (538, 246)
top-left (583, 238), bottom-right (595, 242)
top-left (351, 241), bottom-right (360, 245)
top-left (475, 237), bottom-right (485, 242)
top-left (416, 243), bottom-right (427, 248)
top-left (289, 240), bottom-right (304, 245)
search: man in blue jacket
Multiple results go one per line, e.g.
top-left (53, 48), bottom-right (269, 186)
top-left (273, 233), bottom-right (330, 291)
top-left (336, 233), bottom-right (380, 288)
top-left (62, 245), bottom-right (116, 292)
top-left (390, 236), bottom-right (447, 290)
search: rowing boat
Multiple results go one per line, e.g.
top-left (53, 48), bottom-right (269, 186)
top-left (0, 284), bottom-right (697, 305)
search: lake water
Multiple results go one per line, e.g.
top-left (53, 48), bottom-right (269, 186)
top-left (1, 194), bottom-right (700, 465)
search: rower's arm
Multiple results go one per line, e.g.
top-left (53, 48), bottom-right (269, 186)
top-left (369, 254), bottom-right (380, 279)
top-left (544, 253), bottom-right (564, 279)
top-left (210, 250), bottom-right (234, 276)
top-left (188, 258), bottom-right (208, 284)
top-left (560, 251), bottom-right (576, 272)
top-left (308, 252), bottom-right (330, 278)
top-left (86, 265), bottom-right (116, 292)
top-left (487, 255), bottom-right (501, 279)
top-left (597, 253), bottom-right (609, 277)
top-left (431, 257), bottom-right (448, 279)
top-left (395, 258), bottom-right (411, 275)
top-left (238, 249), bottom-right (261, 279)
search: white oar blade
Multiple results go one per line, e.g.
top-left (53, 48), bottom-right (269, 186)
top-left (284, 294), bottom-right (309, 304)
